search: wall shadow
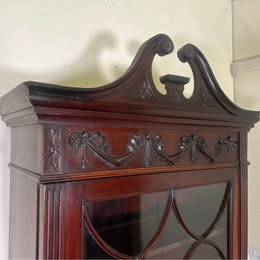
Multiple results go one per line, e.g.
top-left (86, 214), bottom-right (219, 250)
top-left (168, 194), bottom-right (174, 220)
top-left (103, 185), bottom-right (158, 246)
top-left (56, 31), bottom-right (119, 88)
top-left (54, 31), bottom-right (170, 92)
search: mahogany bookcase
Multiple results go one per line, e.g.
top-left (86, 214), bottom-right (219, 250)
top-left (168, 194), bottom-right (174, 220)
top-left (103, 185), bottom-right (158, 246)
top-left (1, 34), bottom-right (259, 259)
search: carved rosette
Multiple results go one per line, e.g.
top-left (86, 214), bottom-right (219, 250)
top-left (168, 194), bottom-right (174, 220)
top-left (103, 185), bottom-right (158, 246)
top-left (69, 131), bottom-right (238, 170)
top-left (45, 127), bottom-right (63, 174)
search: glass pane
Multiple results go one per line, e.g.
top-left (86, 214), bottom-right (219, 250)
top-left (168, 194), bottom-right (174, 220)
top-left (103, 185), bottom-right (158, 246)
top-left (84, 190), bottom-right (169, 258)
top-left (174, 183), bottom-right (227, 236)
top-left (211, 206), bottom-right (228, 257)
top-left (145, 210), bottom-right (193, 259)
top-left (84, 226), bottom-right (116, 259)
top-left (83, 182), bottom-right (229, 259)
top-left (190, 243), bottom-right (223, 259)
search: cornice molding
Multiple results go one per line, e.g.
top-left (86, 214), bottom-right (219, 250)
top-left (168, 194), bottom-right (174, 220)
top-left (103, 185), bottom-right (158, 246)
top-left (231, 55), bottom-right (260, 76)
top-left (1, 34), bottom-right (259, 126)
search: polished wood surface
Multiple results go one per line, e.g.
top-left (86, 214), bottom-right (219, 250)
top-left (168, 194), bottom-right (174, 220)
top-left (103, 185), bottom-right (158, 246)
top-left (1, 34), bottom-right (259, 259)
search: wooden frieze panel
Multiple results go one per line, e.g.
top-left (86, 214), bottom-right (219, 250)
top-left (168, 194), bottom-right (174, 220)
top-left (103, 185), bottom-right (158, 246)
top-left (62, 126), bottom-right (239, 173)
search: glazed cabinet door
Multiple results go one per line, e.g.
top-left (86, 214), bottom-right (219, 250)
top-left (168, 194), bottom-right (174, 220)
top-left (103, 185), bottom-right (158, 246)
top-left (41, 168), bottom-right (240, 259)
top-left (83, 182), bottom-right (229, 259)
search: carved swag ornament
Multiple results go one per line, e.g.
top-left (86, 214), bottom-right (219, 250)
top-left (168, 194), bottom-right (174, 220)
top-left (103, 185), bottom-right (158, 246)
top-left (69, 131), bottom-right (238, 169)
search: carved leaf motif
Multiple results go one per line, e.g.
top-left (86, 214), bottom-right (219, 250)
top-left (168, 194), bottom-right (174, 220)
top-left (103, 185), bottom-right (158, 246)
top-left (216, 136), bottom-right (238, 155)
top-left (177, 135), bottom-right (214, 163)
top-left (89, 132), bottom-right (110, 153)
top-left (127, 135), bottom-right (144, 152)
top-left (153, 134), bottom-right (164, 151)
top-left (70, 132), bottom-right (83, 151)
top-left (126, 80), bottom-right (156, 101)
top-left (179, 136), bottom-right (191, 151)
top-left (45, 127), bottom-right (62, 173)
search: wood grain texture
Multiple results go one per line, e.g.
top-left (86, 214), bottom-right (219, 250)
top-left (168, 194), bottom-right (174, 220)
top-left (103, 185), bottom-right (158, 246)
top-left (9, 168), bottom-right (39, 259)
top-left (43, 185), bottom-right (63, 260)
top-left (0, 34), bottom-right (259, 259)
top-left (239, 129), bottom-right (249, 259)
top-left (11, 124), bottom-right (43, 174)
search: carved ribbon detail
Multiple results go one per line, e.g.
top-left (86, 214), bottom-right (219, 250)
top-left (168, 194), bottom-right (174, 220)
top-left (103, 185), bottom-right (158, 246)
top-left (216, 136), bottom-right (238, 155)
top-left (70, 132), bottom-right (167, 168)
top-left (70, 132), bottom-right (140, 169)
top-left (179, 135), bottom-right (214, 163)
top-left (69, 131), bottom-right (238, 169)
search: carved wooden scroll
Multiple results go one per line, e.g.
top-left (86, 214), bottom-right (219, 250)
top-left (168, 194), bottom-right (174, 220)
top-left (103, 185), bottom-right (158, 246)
top-left (6, 34), bottom-right (257, 127)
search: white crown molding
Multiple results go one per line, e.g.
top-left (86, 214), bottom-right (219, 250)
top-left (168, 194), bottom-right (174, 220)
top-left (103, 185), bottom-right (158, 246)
top-left (231, 55), bottom-right (260, 76)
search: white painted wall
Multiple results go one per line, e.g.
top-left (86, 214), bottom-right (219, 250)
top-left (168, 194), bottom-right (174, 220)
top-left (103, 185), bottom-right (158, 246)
top-left (0, 120), bottom-right (10, 260)
top-left (232, 0), bottom-right (260, 61)
top-left (232, 0), bottom-right (260, 251)
top-left (0, 1), bottom-right (233, 258)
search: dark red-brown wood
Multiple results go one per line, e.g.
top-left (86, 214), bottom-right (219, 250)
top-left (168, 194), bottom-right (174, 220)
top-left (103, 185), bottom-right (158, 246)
top-left (0, 34), bottom-right (259, 259)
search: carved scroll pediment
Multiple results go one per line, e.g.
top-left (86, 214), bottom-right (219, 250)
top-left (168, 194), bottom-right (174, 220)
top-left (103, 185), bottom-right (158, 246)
top-left (118, 36), bottom-right (229, 114)
top-left (2, 34), bottom-right (259, 127)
